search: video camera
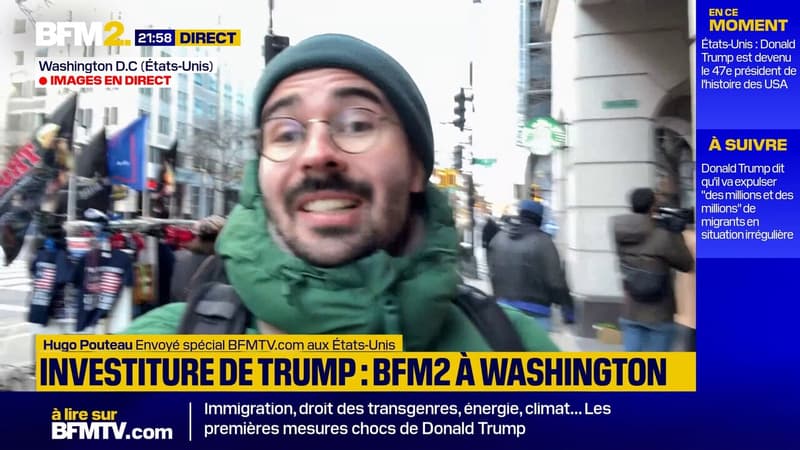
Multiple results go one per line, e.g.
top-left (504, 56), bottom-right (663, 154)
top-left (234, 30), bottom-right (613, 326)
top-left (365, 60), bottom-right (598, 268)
top-left (653, 207), bottom-right (694, 233)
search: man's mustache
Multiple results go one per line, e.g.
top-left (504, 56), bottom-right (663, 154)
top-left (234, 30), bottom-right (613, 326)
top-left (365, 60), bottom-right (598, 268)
top-left (284, 174), bottom-right (373, 212)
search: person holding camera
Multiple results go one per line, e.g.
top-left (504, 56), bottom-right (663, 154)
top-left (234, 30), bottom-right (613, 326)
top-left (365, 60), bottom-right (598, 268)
top-left (611, 188), bottom-right (693, 351)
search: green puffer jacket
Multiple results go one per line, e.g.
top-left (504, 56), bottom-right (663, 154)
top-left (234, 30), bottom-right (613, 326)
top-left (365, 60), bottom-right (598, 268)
top-left (125, 161), bottom-right (559, 352)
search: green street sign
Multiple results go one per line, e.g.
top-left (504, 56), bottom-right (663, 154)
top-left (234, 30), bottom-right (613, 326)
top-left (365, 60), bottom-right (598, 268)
top-left (472, 158), bottom-right (496, 167)
top-left (602, 99), bottom-right (638, 109)
top-left (521, 116), bottom-right (565, 156)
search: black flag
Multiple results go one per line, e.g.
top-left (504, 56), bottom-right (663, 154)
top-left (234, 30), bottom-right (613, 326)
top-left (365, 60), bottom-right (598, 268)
top-left (164, 140), bottom-right (178, 168)
top-left (0, 93), bottom-right (77, 265)
top-left (76, 129), bottom-right (113, 215)
top-left (74, 128), bottom-right (108, 178)
top-left (56, 128), bottom-right (115, 218)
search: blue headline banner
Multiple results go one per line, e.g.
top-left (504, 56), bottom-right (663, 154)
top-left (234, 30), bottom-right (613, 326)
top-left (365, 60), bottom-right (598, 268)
top-left (698, 1), bottom-right (800, 129)
top-left (694, 2), bottom-right (800, 449)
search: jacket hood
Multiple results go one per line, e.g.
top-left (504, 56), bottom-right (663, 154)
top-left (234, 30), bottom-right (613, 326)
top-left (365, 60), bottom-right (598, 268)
top-left (613, 213), bottom-right (655, 245)
top-left (503, 216), bottom-right (540, 240)
top-left (216, 160), bottom-right (459, 350)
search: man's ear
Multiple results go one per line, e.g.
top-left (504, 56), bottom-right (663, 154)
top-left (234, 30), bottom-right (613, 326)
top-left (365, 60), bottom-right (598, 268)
top-left (409, 158), bottom-right (426, 193)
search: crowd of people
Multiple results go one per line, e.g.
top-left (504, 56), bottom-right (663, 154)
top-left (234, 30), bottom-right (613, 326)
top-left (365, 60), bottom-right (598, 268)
top-left (478, 187), bottom-right (695, 352)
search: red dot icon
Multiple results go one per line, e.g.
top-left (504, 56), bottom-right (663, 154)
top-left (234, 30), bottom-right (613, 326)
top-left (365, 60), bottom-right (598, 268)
top-left (39, 77), bottom-right (47, 85)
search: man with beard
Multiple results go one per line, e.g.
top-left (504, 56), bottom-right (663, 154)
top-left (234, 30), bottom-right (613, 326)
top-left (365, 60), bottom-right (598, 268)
top-left (126, 34), bottom-right (557, 351)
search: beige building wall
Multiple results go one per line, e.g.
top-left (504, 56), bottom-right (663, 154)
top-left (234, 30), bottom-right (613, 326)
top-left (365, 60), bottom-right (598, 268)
top-left (544, 0), bottom-right (691, 335)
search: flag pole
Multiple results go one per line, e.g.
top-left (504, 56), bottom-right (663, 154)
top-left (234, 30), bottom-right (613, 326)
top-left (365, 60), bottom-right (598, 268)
top-left (142, 147), bottom-right (150, 218)
top-left (67, 106), bottom-right (82, 223)
top-left (141, 116), bottom-right (150, 218)
top-left (67, 174), bottom-right (76, 222)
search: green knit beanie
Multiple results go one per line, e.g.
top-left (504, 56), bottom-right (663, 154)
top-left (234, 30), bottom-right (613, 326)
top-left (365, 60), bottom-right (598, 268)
top-left (253, 33), bottom-right (434, 177)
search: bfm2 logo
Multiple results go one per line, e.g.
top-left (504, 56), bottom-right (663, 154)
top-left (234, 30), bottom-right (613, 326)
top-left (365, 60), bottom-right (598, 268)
top-left (35, 21), bottom-right (131, 46)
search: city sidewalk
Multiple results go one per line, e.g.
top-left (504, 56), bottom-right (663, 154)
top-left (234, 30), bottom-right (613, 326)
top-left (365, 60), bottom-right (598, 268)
top-left (461, 276), bottom-right (620, 352)
top-left (0, 236), bottom-right (33, 294)
top-left (464, 240), bottom-right (622, 352)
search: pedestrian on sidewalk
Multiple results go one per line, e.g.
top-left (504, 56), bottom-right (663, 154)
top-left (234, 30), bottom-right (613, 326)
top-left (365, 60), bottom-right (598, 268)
top-left (487, 199), bottom-right (574, 332)
top-left (611, 187), bottom-right (693, 351)
top-left (482, 215), bottom-right (500, 251)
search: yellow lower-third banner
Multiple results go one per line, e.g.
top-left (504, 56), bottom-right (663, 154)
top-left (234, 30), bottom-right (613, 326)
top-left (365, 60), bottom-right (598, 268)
top-left (35, 336), bottom-right (695, 392)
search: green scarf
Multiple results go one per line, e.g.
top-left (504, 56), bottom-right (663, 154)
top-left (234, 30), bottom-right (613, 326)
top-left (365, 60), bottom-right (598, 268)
top-left (216, 161), bottom-right (459, 350)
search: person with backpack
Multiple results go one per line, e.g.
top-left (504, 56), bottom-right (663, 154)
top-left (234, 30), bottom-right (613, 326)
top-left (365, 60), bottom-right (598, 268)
top-left (487, 200), bottom-right (574, 333)
top-left (481, 215), bottom-right (501, 251)
top-left (124, 34), bottom-right (557, 352)
top-left (611, 188), bottom-right (693, 351)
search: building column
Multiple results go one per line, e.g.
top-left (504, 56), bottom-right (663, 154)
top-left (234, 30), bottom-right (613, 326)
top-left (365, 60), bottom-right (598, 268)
top-left (565, 118), bottom-right (657, 336)
top-left (550, 141), bottom-right (568, 257)
top-left (552, 0), bottom-right (690, 337)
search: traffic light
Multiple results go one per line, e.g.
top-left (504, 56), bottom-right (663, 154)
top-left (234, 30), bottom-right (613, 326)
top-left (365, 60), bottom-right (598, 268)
top-left (264, 34), bottom-right (290, 65)
top-left (453, 88), bottom-right (466, 131)
top-left (453, 145), bottom-right (463, 170)
top-left (433, 169), bottom-right (457, 188)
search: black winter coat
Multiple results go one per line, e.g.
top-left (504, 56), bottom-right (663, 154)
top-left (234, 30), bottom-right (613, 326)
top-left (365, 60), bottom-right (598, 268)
top-left (611, 213), bottom-right (694, 324)
top-left (487, 217), bottom-right (574, 316)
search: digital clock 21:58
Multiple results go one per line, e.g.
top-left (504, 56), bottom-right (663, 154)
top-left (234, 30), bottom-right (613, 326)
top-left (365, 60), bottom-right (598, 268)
top-left (135, 30), bottom-right (175, 46)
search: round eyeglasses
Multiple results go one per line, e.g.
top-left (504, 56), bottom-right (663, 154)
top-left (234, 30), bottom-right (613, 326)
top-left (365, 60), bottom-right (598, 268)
top-left (261, 107), bottom-right (399, 162)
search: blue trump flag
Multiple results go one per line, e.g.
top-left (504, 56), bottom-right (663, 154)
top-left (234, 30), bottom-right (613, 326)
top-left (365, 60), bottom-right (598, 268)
top-left (108, 116), bottom-right (148, 191)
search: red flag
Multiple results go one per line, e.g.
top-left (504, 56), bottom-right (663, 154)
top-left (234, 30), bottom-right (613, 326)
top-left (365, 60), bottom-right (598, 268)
top-left (0, 93), bottom-right (77, 265)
